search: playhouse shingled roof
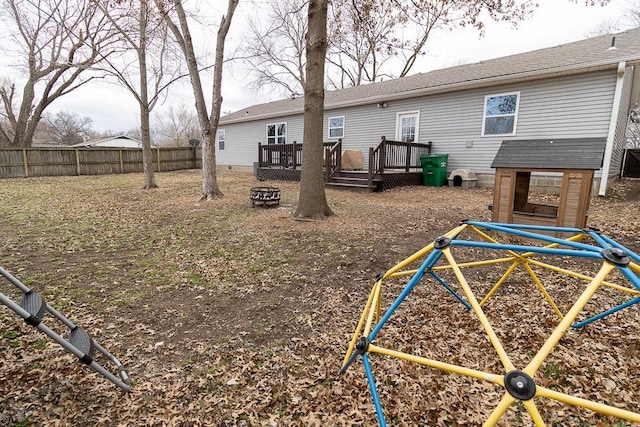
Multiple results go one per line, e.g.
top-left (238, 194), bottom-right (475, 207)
top-left (490, 138), bottom-right (607, 170)
top-left (220, 27), bottom-right (640, 125)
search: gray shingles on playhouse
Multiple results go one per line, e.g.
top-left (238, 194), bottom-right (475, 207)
top-left (490, 138), bottom-right (606, 170)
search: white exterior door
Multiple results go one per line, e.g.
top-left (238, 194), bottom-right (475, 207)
top-left (396, 111), bottom-right (420, 142)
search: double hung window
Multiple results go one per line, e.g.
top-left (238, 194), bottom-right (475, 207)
top-left (482, 92), bottom-right (520, 136)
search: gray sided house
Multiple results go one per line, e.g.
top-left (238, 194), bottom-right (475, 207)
top-left (218, 27), bottom-right (640, 195)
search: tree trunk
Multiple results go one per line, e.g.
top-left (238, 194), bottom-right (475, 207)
top-left (200, 0), bottom-right (238, 200)
top-left (295, 0), bottom-right (333, 220)
top-left (139, 0), bottom-right (157, 189)
top-left (161, 0), bottom-right (237, 201)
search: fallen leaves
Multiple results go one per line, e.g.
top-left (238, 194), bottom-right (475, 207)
top-left (0, 170), bottom-right (638, 426)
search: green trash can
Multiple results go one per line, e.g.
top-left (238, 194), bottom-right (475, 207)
top-left (420, 154), bottom-right (449, 187)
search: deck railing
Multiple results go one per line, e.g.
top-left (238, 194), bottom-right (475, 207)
top-left (258, 140), bottom-right (340, 174)
top-left (324, 138), bottom-right (342, 182)
top-left (258, 142), bottom-right (303, 169)
top-left (368, 136), bottom-right (432, 187)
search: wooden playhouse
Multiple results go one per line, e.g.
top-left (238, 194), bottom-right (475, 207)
top-left (491, 138), bottom-right (606, 233)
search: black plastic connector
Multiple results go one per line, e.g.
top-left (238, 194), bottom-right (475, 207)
top-left (434, 236), bottom-right (451, 249)
top-left (602, 248), bottom-right (630, 266)
top-left (504, 370), bottom-right (536, 401)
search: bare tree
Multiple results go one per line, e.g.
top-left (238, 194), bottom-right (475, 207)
top-left (627, 104), bottom-right (640, 149)
top-left (44, 111), bottom-right (94, 145)
top-left (158, 0), bottom-right (239, 200)
top-left (295, 0), bottom-right (333, 220)
top-left (0, 0), bottom-right (116, 147)
top-left (618, 0), bottom-right (640, 28)
top-left (241, 0), bottom-right (308, 98)
top-left (154, 104), bottom-right (200, 147)
top-left (98, 0), bottom-right (182, 189)
top-left (326, 0), bottom-right (402, 88)
top-left (244, 0), bottom-right (614, 93)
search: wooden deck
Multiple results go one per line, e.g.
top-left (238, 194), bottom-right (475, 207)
top-left (256, 137), bottom-right (431, 192)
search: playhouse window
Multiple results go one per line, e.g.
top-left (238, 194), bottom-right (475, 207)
top-left (482, 92), bottom-right (520, 136)
top-left (513, 171), bottom-right (558, 218)
top-left (267, 123), bottom-right (287, 144)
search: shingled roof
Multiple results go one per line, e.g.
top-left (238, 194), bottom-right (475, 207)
top-left (221, 26), bottom-right (640, 125)
top-left (490, 138), bottom-right (607, 170)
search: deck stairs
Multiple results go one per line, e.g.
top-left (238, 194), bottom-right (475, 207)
top-left (325, 170), bottom-right (382, 192)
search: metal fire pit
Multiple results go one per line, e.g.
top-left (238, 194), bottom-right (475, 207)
top-left (250, 186), bottom-right (281, 207)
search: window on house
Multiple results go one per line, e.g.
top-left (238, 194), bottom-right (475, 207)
top-left (396, 111), bottom-right (420, 142)
top-left (482, 92), bottom-right (520, 136)
top-left (217, 129), bottom-right (225, 150)
top-left (267, 123), bottom-right (287, 144)
top-left (328, 116), bottom-right (344, 138)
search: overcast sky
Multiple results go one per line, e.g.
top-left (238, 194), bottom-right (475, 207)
top-left (5, 0), bottom-right (636, 133)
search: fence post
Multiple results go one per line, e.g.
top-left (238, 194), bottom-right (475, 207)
top-left (119, 149), bottom-right (124, 174)
top-left (22, 148), bottom-right (29, 177)
top-left (368, 147), bottom-right (374, 188)
top-left (156, 147), bottom-right (161, 172)
top-left (75, 149), bottom-right (81, 176)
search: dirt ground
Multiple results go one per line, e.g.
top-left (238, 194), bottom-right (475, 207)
top-left (0, 170), bottom-right (639, 426)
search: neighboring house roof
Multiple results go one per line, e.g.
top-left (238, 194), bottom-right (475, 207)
top-left (490, 138), bottom-right (607, 170)
top-left (71, 135), bottom-right (149, 148)
top-left (220, 27), bottom-right (640, 125)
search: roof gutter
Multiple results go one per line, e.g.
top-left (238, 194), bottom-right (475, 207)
top-left (598, 61), bottom-right (628, 196)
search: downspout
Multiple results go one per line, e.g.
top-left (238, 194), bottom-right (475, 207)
top-left (598, 61), bottom-right (626, 196)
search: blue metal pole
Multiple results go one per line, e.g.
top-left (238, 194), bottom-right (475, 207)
top-left (369, 250), bottom-right (442, 341)
top-left (573, 296), bottom-right (640, 328)
top-left (363, 353), bottom-right (387, 427)
top-left (599, 235), bottom-right (640, 265)
top-left (464, 221), bottom-right (600, 252)
top-left (584, 229), bottom-right (611, 250)
top-left (619, 265), bottom-right (640, 291)
top-left (429, 271), bottom-right (472, 310)
top-left (451, 240), bottom-right (603, 259)
top-left (466, 220), bottom-right (582, 234)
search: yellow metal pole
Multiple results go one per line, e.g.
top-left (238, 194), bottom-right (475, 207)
top-left (430, 257), bottom-right (517, 271)
top-left (385, 223), bottom-right (468, 277)
top-left (364, 280), bottom-right (383, 336)
top-left (443, 247), bottom-right (516, 372)
top-left (385, 242), bottom-right (436, 277)
top-left (524, 262), bottom-right (616, 376)
top-left (483, 393), bottom-right (516, 427)
top-left (523, 263), bottom-right (564, 319)
top-left (523, 399), bottom-right (546, 427)
top-left (479, 260), bottom-right (520, 306)
top-left (342, 281), bottom-right (381, 368)
top-left (368, 345), bottom-right (504, 385)
top-left (536, 385), bottom-right (640, 423)
top-left (527, 259), bottom-right (639, 295)
top-left (468, 225), bottom-right (522, 259)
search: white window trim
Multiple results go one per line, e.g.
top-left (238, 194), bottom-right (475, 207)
top-left (217, 129), bottom-right (225, 151)
top-left (266, 122), bottom-right (287, 144)
top-left (481, 91), bottom-right (520, 137)
top-left (396, 111), bottom-right (420, 142)
top-left (327, 116), bottom-right (345, 139)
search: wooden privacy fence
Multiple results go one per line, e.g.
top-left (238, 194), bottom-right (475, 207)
top-left (0, 147), bottom-right (202, 179)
